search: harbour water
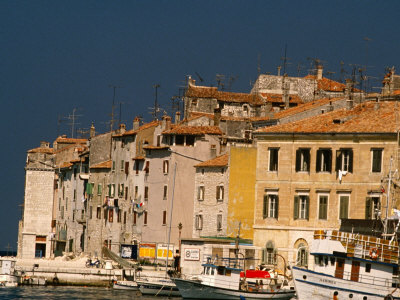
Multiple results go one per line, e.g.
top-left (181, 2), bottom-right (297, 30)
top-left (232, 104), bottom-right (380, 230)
top-left (0, 286), bottom-right (182, 300)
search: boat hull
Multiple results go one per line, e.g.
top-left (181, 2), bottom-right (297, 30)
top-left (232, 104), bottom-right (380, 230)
top-left (112, 280), bottom-right (139, 290)
top-left (174, 278), bottom-right (296, 300)
top-left (137, 279), bottom-right (181, 297)
top-left (0, 274), bottom-right (19, 287)
top-left (292, 266), bottom-right (400, 300)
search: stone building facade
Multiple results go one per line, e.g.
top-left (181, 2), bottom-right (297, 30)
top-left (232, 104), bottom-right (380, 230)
top-left (253, 100), bottom-right (400, 268)
top-left (193, 154), bottom-right (229, 238)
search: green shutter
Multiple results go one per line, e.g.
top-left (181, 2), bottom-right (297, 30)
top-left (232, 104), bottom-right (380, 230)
top-left (263, 195), bottom-right (269, 218)
top-left (294, 196), bottom-right (299, 220)
top-left (365, 197), bottom-right (372, 219)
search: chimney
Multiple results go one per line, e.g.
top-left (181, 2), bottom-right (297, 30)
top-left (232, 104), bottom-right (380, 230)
top-left (188, 75), bottom-right (196, 86)
top-left (119, 123), bottom-right (126, 134)
top-left (40, 141), bottom-right (50, 148)
top-left (345, 79), bottom-right (353, 99)
top-left (214, 109), bottom-right (221, 126)
top-left (133, 117), bottom-right (140, 131)
top-left (162, 115), bottom-right (172, 131)
top-left (317, 65), bottom-right (323, 80)
top-left (374, 99), bottom-right (380, 111)
top-left (346, 99), bottom-right (354, 110)
top-left (90, 122), bottom-right (95, 138)
top-left (277, 66), bottom-right (281, 76)
top-left (175, 111), bottom-right (181, 124)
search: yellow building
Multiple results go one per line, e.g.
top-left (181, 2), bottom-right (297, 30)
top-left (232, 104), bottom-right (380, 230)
top-left (227, 146), bottom-right (257, 240)
top-left (253, 100), bottom-right (400, 268)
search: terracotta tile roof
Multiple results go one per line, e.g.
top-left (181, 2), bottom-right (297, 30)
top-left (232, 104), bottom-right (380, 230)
top-left (195, 154), bottom-right (229, 167)
top-left (90, 160), bottom-right (112, 169)
top-left (113, 120), bottom-right (161, 138)
top-left (163, 125), bottom-right (223, 135)
top-left (58, 161), bottom-right (73, 169)
top-left (143, 145), bottom-right (170, 150)
top-left (186, 84), bottom-right (264, 105)
top-left (260, 93), bottom-right (303, 104)
top-left (256, 101), bottom-right (400, 134)
top-left (55, 137), bottom-right (87, 144)
top-left (188, 111), bottom-right (271, 122)
top-left (273, 97), bottom-right (343, 119)
top-left (28, 147), bottom-right (55, 154)
top-left (393, 89), bottom-right (400, 95)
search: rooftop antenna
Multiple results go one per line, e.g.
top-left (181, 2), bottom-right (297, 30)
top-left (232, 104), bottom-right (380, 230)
top-left (152, 84), bottom-right (160, 120)
top-left (257, 53), bottom-right (261, 76)
top-left (227, 75), bottom-right (238, 92)
top-left (118, 101), bottom-right (126, 126)
top-left (281, 44), bottom-right (289, 75)
top-left (194, 72), bottom-right (204, 83)
top-left (66, 108), bottom-right (82, 138)
top-left (339, 61), bottom-right (347, 83)
top-left (109, 85), bottom-right (123, 131)
top-left (216, 74), bottom-right (225, 90)
top-left (326, 71), bottom-right (336, 99)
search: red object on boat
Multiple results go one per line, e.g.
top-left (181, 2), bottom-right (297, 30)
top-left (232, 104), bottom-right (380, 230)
top-left (240, 269), bottom-right (271, 279)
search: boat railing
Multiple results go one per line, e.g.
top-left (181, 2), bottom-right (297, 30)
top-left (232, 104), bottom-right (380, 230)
top-left (314, 230), bottom-right (400, 264)
top-left (336, 269), bottom-right (398, 287)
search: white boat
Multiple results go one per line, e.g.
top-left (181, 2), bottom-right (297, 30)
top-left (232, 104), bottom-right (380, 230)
top-left (292, 229), bottom-right (400, 300)
top-left (112, 280), bottom-right (139, 290)
top-left (137, 276), bottom-right (181, 297)
top-left (173, 261), bottom-right (295, 299)
top-left (0, 257), bottom-right (19, 287)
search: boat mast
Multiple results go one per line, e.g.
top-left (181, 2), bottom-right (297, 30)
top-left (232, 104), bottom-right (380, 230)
top-left (384, 157), bottom-right (393, 238)
top-left (165, 162), bottom-right (177, 276)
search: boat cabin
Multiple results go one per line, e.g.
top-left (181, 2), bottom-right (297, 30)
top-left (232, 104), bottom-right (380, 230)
top-left (311, 230), bottom-right (400, 287)
top-left (201, 263), bottom-right (242, 290)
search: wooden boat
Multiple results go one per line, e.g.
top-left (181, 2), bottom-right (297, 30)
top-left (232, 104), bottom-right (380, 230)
top-left (173, 261), bottom-right (295, 299)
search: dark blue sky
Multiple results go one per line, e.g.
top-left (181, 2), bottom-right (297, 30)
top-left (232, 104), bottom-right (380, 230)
top-left (1, 1), bottom-right (400, 251)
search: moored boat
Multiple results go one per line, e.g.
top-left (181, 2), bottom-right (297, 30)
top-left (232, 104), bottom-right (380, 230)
top-left (292, 229), bottom-right (400, 300)
top-left (137, 276), bottom-right (181, 297)
top-left (112, 280), bottom-right (139, 290)
top-left (173, 260), bottom-right (295, 299)
top-left (0, 257), bottom-right (19, 287)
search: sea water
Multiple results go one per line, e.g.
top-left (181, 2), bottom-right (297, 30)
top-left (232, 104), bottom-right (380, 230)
top-left (0, 286), bottom-right (183, 300)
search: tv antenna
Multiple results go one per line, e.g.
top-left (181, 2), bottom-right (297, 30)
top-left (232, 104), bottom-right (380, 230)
top-left (66, 108), bottom-right (82, 138)
top-left (281, 44), bottom-right (291, 75)
top-left (150, 84), bottom-right (160, 120)
top-left (216, 74), bottom-right (225, 90)
top-left (194, 72), bottom-right (204, 83)
top-left (109, 85), bottom-right (123, 131)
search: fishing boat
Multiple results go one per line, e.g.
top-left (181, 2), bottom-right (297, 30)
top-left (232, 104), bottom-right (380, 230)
top-left (292, 229), bottom-right (400, 300)
top-left (137, 276), bottom-right (181, 297)
top-left (173, 260), bottom-right (295, 299)
top-left (0, 257), bottom-right (19, 287)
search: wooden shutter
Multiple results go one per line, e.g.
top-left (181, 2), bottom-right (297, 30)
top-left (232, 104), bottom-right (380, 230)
top-left (275, 195), bottom-right (279, 219)
top-left (216, 186), bottom-right (219, 200)
top-left (316, 150), bottom-right (322, 172)
top-left (125, 161), bottom-right (129, 175)
top-left (294, 196), bottom-right (299, 220)
top-left (327, 149), bottom-right (332, 172)
top-left (263, 195), bottom-right (269, 218)
top-left (295, 149), bottom-right (301, 172)
top-left (305, 196), bottom-right (310, 220)
top-left (336, 150), bottom-right (342, 171)
top-left (349, 150), bottom-right (353, 173)
top-left (365, 197), bottom-right (372, 219)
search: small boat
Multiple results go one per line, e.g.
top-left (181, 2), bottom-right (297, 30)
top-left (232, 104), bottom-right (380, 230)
top-left (292, 229), bottom-right (400, 300)
top-left (137, 276), bottom-right (181, 297)
top-left (112, 280), bottom-right (139, 290)
top-left (173, 261), bottom-right (295, 299)
top-left (0, 257), bottom-right (19, 287)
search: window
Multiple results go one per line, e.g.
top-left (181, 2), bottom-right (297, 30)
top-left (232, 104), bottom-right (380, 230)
top-left (133, 211), bottom-right (137, 225)
top-left (125, 186), bottom-right (128, 200)
top-left (339, 194), bottom-right (349, 219)
top-left (121, 160), bottom-right (124, 171)
top-left (163, 160), bottom-right (169, 174)
top-left (109, 184), bottom-right (115, 197)
top-left (89, 206), bottom-right (93, 219)
top-left (198, 186), bottom-right (205, 201)
top-left (263, 193), bottom-right (279, 219)
top-left (144, 211), bottom-right (148, 225)
top-left (117, 210), bottom-right (121, 223)
top-left (163, 185), bottom-right (168, 200)
top-left (73, 189), bottom-right (77, 201)
top-left (97, 184), bottom-right (102, 196)
top-left (144, 186), bottom-right (149, 200)
top-left (296, 148), bottom-right (310, 172)
top-left (318, 194), bottom-right (328, 220)
top-left (371, 149), bottom-right (383, 173)
top-left (108, 209), bottom-right (113, 222)
top-left (216, 186), bottom-right (224, 201)
top-left (262, 241), bottom-right (275, 264)
top-left (336, 149), bottom-right (353, 173)
top-left (176, 135), bottom-right (184, 145)
top-left (61, 206), bottom-right (64, 219)
top-left (163, 211), bottom-right (167, 225)
top-left (97, 207), bottom-right (101, 219)
top-left (366, 263), bottom-right (371, 273)
top-left (365, 196), bottom-right (380, 219)
top-left (297, 243), bottom-right (308, 267)
top-left (145, 161), bottom-right (150, 174)
top-left (135, 161), bottom-right (140, 175)
top-left (134, 186), bottom-right (138, 199)
top-left (195, 215), bottom-right (203, 230)
top-left (294, 195), bottom-right (309, 220)
top-left (217, 214), bottom-right (222, 231)
top-left (269, 148), bottom-right (279, 171)
top-left (112, 161), bottom-right (115, 171)
top-left (118, 184), bottom-right (124, 197)
top-left (316, 149), bottom-right (332, 173)
top-left (124, 211), bottom-right (127, 224)
top-left (186, 135), bottom-right (195, 146)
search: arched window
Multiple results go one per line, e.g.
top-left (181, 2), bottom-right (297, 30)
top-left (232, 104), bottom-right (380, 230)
top-left (296, 241), bottom-right (309, 267)
top-left (262, 241), bottom-right (276, 265)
